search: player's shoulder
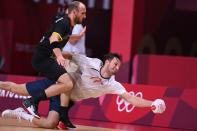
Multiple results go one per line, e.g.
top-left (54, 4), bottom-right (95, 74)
top-left (54, 14), bottom-right (70, 26)
top-left (55, 17), bottom-right (64, 23)
top-left (91, 57), bottom-right (102, 65)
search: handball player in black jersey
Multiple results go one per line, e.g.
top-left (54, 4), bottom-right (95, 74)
top-left (22, 1), bottom-right (86, 128)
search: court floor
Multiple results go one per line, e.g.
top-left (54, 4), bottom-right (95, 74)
top-left (0, 117), bottom-right (191, 131)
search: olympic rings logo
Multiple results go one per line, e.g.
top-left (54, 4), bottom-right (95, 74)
top-left (116, 91), bottom-right (143, 112)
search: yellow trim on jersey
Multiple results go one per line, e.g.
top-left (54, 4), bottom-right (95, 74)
top-left (53, 32), bottom-right (63, 41)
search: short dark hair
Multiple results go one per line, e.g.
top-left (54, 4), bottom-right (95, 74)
top-left (67, 1), bottom-right (80, 14)
top-left (102, 53), bottom-right (122, 63)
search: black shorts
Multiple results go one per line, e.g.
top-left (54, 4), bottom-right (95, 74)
top-left (32, 46), bottom-right (67, 81)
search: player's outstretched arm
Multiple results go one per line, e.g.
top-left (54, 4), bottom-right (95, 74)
top-left (119, 92), bottom-right (166, 114)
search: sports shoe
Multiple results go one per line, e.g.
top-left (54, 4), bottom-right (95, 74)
top-left (22, 98), bottom-right (40, 118)
top-left (2, 107), bottom-right (25, 120)
top-left (66, 119), bottom-right (76, 128)
top-left (60, 116), bottom-right (76, 128)
top-left (56, 121), bottom-right (68, 130)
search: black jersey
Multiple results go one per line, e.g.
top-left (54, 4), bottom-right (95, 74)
top-left (31, 14), bottom-right (72, 81)
top-left (37, 14), bottom-right (72, 55)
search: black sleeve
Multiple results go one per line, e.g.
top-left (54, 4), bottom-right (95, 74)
top-left (53, 19), bottom-right (70, 40)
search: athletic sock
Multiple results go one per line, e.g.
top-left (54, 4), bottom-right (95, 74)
top-left (32, 89), bottom-right (47, 104)
top-left (68, 100), bottom-right (75, 109)
top-left (60, 106), bottom-right (68, 118)
top-left (59, 106), bottom-right (76, 128)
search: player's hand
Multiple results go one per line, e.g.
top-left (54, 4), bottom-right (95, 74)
top-left (56, 56), bottom-right (66, 66)
top-left (79, 26), bottom-right (86, 36)
top-left (63, 59), bottom-right (69, 68)
top-left (151, 99), bottom-right (166, 114)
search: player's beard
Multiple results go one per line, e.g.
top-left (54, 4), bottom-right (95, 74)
top-left (108, 67), bottom-right (117, 76)
top-left (74, 16), bottom-right (81, 24)
top-left (111, 70), bottom-right (117, 75)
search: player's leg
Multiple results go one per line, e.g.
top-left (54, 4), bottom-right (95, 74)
top-left (44, 73), bottom-right (75, 128)
top-left (32, 95), bottom-right (65, 129)
top-left (2, 107), bottom-right (34, 122)
top-left (50, 94), bottom-right (76, 128)
top-left (25, 58), bottom-right (75, 127)
top-left (58, 91), bottom-right (76, 128)
top-left (32, 111), bottom-right (59, 129)
top-left (30, 58), bottom-right (74, 99)
top-left (24, 58), bottom-right (74, 116)
top-left (32, 94), bottom-right (74, 129)
top-left (0, 81), bottom-right (29, 96)
top-left (23, 79), bottom-right (56, 118)
top-left (1, 107), bottom-right (60, 129)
